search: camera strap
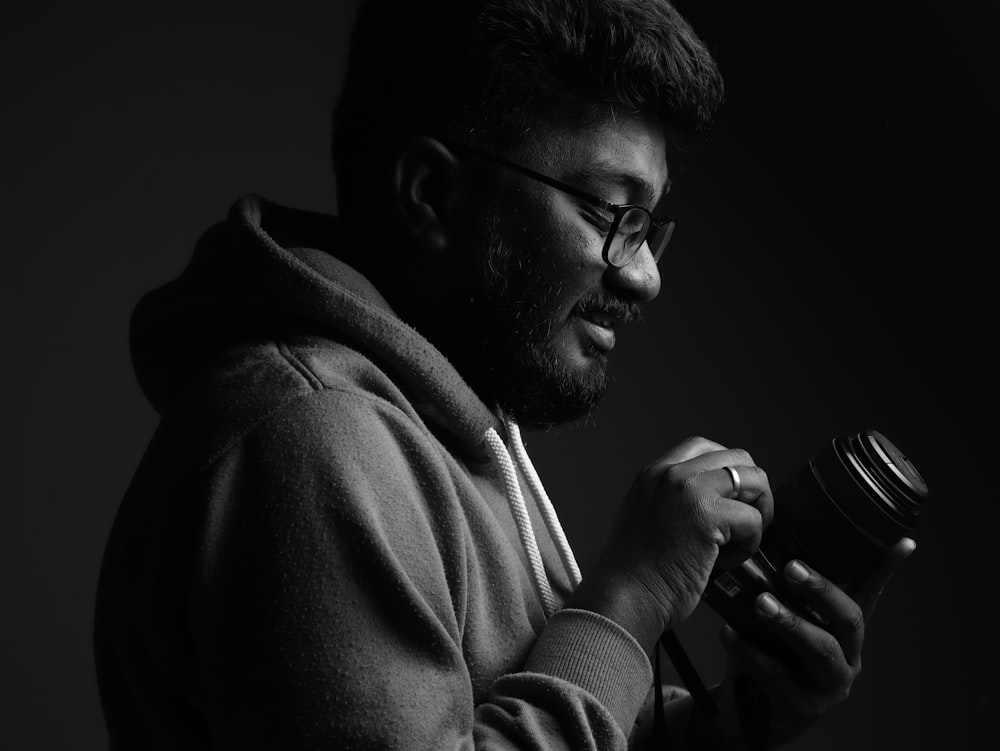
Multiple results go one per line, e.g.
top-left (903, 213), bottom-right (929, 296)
top-left (653, 631), bottom-right (770, 751)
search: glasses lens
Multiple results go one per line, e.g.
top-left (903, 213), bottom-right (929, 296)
top-left (606, 207), bottom-right (651, 267)
top-left (649, 220), bottom-right (676, 263)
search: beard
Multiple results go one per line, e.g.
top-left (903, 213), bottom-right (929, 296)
top-left (454, 212), bottom-right (641, 430)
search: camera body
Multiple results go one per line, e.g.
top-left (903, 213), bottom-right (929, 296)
top-left (702, 429), bottom-right (928, 637)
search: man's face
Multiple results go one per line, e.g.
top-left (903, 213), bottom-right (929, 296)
top-left (456, 110), bottom-right (668, 428)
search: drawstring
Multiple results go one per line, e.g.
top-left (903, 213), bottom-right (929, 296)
top-left (482, 426), bottom-right (558, 617)
top-left (482, 419), bottom-right (581, 619)
top-left (504, 419), bottom-right (582, 587)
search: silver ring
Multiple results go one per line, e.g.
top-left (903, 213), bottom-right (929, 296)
top-left (724, 466), bottom-right (741, 498)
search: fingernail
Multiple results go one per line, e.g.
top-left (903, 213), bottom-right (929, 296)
top-left (757, 593), bottom-right (780, 617)
top-left (720, 625), bottom-right (737, 643)
top-left (787, 560), bottom-right (809, 582)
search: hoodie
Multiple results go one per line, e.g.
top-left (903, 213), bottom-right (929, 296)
top-left (94, 195), bottom-right (667, 750)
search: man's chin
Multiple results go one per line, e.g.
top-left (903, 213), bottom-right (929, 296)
top-left (497, 347), bottom-right (608, 430)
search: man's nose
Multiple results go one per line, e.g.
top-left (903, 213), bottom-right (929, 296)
top-left (605, 241), bottom-right (661, 302)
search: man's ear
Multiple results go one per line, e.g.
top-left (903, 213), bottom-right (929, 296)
top-left (393, 137), bottom-right (464, 254)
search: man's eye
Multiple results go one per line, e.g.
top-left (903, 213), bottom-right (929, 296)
top-left (583, 209), bottom-right (613, 233)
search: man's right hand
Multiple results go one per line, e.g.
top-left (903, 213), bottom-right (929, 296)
top-left (567, 437), bottom-right (774, 652)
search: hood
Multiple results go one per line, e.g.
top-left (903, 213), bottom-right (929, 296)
top-left (131, 194), bottom-right (501, 456)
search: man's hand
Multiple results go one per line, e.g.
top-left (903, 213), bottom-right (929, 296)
top-left (568, 436), bottom-right (774, 652)
top-left (712, 538), bottom-right (917, 746)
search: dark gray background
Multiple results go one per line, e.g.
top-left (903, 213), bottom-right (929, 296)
top-left (3, 1), bottom-right (996, 748)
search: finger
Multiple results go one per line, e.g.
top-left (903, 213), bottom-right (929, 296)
top-left (712, 497), bottom-right (767, 570)
top-left (656, 435), bottom-right (729, 465)
top-left (671, 446), bottom-right (756, 475)
top-left (720, 625), bottom-right (841, 720)
top-left (664, 448), bottom-right (770, 509)
top-left (853, 538), bottom-right (917, 618)
top-left (751, 591), bottom-right (856, 683)
top-left (701, 464), bottom-right (774, 530)
top-left (652, 446), bottom-right (771, 508)
top-left (779, 560), bottom-right (865, 665)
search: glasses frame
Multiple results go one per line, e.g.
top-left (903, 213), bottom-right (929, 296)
top-left (454, 144), bottom-right (675, 268)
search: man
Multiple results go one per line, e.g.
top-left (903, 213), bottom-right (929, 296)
top-left (95, 0), bottom-right (914, 748)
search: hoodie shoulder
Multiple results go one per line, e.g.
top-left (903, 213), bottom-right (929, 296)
top-left (164, 333), bottom-right (429, 477)
top-left (131, 195), bottom-right (500, 465)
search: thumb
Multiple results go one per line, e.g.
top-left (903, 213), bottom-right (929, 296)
top-left (856, 537), bottom-right (917, 618)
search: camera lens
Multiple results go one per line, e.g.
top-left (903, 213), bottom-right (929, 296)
top-left (775, 429), bottom-right (928, 589)
top-left (844, 430), bottom-right (927, 528)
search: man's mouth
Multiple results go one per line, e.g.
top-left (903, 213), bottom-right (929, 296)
top-left (568, 297), bottom-right (642, 354)
top-left (579, 309), bottom-right (620, 329)
top-left (571, 295), bottom-right (643, 327)
top-left (572, 309), bottom-right (620, 352)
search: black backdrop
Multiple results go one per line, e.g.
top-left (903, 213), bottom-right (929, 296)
top-left (3, 1), bottom-right (996, 748)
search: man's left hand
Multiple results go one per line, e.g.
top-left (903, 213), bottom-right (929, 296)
top-left (715, 537), bottom-right (917, 747)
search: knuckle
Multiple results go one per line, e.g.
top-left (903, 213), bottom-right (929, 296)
top-left (681, 471), bottom-right (712, 499)
top-left (817, 638), bottom-right (844, 668)
top-left (731, 447), bottom-right (754, 466)
top-left (773, 608), bottom-right (799, 634)
top-left (664, 463), bottom-right (688, 488)
top-left (682, 435), bottom-right (709, 450)
top-left (804, 572), bottom-right (832, 596)
top-left (848, 607), bottom-right (866, 637)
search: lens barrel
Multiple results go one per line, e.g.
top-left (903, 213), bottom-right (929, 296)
top-left (703, 429), bottom-right (928, 635)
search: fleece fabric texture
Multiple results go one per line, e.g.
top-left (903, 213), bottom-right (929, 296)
top-left (95, 195), bottom-right (667, 750)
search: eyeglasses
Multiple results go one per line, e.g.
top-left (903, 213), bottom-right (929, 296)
top-left (454, 144), bottom-right (676, 268)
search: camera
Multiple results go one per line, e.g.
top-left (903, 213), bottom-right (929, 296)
top-left (702, 429), bottom-right (929, 636)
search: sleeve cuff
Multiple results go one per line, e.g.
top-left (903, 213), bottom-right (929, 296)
top-left (524, 607), bottom-right (654, 735)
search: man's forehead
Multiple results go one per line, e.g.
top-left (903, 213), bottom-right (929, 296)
top-left (569, 160), bottom-right (669, 208)
top-left (536, 116), bottom-right (671, 206)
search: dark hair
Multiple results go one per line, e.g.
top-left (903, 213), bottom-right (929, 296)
top-left (332, 0), bottom-right (723, 217)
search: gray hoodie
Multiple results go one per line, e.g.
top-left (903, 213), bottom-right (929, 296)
top-left (95, 195), bottom-right (664, 749)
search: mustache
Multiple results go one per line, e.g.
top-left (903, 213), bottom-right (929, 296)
top-left (571, 293), bottom-right (644, 325)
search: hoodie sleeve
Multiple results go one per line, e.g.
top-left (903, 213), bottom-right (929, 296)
top-left (187, 386), bottom-right (655, 751)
